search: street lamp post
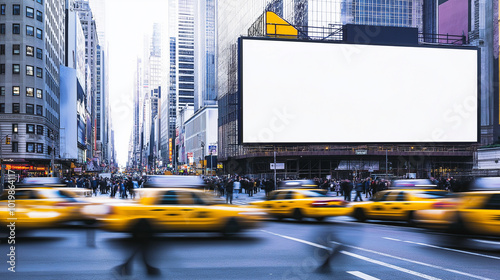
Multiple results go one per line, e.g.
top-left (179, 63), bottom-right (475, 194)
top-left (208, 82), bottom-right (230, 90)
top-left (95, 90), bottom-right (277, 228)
top-left (201, 141), bottom-right (205, 176)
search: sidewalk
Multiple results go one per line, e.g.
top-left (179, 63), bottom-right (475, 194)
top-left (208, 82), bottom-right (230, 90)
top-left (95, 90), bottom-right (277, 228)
top-left (227, 189), bottom-right (268, 205)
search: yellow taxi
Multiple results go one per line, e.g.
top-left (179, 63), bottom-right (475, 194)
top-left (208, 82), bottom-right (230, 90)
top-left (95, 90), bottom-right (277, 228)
top-left (88, 187), bottom-right (265, 236)
top-left (0, 187), bottom-right (86, 230)
top-left (251, 188), bottom-right (351, 221)
top-left (352, 180), bottom-right (450, 225)
top-left (414, 178), bottom-right (500, 237)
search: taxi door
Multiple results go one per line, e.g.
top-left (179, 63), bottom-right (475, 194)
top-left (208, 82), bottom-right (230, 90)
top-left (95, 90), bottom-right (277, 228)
top-left (180, 191), bottom-right (219, 231)
top-left (387, 191), bottom-right (409, 219)
top-left (153, 190), bottom-right (190, 231)
top-left (367, 191), bottom-right (398, 219)
top-left (461, 194), bottom-right (500, 236)
top-left (267, 191), bottom-right (288, 216)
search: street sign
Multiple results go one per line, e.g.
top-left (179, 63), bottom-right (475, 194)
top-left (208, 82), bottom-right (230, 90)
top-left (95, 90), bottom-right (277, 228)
top-left (270, 163), bottom-right (285, 170)
top-left (355, 149), bottom-right (367, 155)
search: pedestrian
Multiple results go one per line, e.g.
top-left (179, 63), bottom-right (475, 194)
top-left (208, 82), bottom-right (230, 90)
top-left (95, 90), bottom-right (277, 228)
top-left (354, 180), bottom-right (364, 202)
top-left (341, 179), bottom-right (353, 201)
top-left (226, 179), bottom-right (234, 204)
top-left (233, 178), bottom-right (241, 199)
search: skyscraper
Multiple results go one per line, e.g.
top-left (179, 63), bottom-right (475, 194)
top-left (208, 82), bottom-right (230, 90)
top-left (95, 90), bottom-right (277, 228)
top-left (74, 0), bottom-right (99, 168)
top-left (0, 0), bottom-right (65, 177)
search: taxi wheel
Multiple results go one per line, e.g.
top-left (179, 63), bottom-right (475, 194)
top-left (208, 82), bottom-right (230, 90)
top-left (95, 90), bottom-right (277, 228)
top-left (354, 208), bottom-right (366, 222)
top-left (293, 209), bottom-right (304, 221)
top-left (222, 218), bottom-right (241, 237)
top-left (448, 215), bottom-right (466, 234)
top-left (407, 211), bottom-right (415, 226)
top-left (315, 217), bottom-right (325, 222)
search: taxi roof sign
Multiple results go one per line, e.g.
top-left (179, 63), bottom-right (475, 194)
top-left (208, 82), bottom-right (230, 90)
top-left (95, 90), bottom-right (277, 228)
top-left (18, 177), bottom-right (65, 187)
top-left (278, 180), bottom-right (319, 189)
top-left (470, 177), bottom-right (500, 191)
top-left (390, 179), bottom-right (437, 190)
top-left (144, 175), bottom-right (205, 188)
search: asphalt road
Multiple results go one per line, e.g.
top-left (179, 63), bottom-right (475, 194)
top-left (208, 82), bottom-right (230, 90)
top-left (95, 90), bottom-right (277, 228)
top-left (1, 216), bottom-right (500, 280)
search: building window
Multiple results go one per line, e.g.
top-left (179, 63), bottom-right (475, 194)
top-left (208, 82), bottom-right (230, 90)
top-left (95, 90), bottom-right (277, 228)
top-left (0, 64), bottom-right (4, 74)
top-left (27, 124), bottom-right (35, 133)
top-left (12, 86), bottom-right (20, 96)
top-left (36, 67), bottom-right (42, 78)
top-left (1, 4), bottom-right (5, 15)
top-left (12, 44), bottom-right (20, 55)
top-left (36, 48), bottom-right (42, 59)
top-left (26, 87), bottom-right (34, 97)
top-left (12, 103), bottom-right (20, 113)
top-left (13, 5), bottom-right (20, 15)
top-left (26, 25), bottom-right (34, 36)
top-left (26, 104), bottom-right (34, 115)
top-left (26, 45), bottom-right (34, 56)
top-left (26, 7), bottom-right (34, 18)
top-left (36, 88), bottom-right (42, 98)
top-left (0, 24), bottom-right (5, 34)
top-left (0, 103), bottom-right (4, 113)
top-left (12, 24), bottom-right (20, 34)
top-left (36, 125), bottom-right (43, 135)
top-left (12, 124), bottom-right (18, 133)
top-left (0, 86), bottom-right (4, 96)
top-left (36, 143), bottom-right (43, 153)
top-left (36, 10), bottom-right (42, 22)
top-left (13, 64), bottom-right (20, 74)
top-left (26, 143), bottom-right (35, 153)
top-left (36, 0), bottom-right (43, 4)
top-left (0, 44), bottom-right (4, 55)
top-left (26, 65), bottom-right (34, 76)
top-left (36, 28), bottom-right (42, 39)
top-left (12, 142), bottom-right (18, 153)
top-left (36, 105), bottom-right (42, 116)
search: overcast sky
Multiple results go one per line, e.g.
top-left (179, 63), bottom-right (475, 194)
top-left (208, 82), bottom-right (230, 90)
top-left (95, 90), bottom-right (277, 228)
top-left (102, 0), bottom-right (169, 166)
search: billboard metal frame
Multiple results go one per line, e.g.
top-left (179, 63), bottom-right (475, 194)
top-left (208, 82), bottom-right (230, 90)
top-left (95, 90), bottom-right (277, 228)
top-left (238, 36), bottom-right (481, 146)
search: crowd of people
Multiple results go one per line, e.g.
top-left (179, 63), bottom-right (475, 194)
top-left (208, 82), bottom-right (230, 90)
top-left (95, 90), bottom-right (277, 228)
top-left (203, 176), bottom-right (275, 204)
top-left (58, 174), bottom-right (472, 203)
top-left (64, 176), bottom-right (146, 199)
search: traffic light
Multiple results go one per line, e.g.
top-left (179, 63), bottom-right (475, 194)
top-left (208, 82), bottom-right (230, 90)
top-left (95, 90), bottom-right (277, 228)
top-left (5, 136), bottom-right (11, 145)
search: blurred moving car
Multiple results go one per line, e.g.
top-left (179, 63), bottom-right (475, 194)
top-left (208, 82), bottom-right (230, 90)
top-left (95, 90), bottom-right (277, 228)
top-left (86, 187), bottom-right (265, 236)
top-left (0, 187), bottom-right (86, 231)
top-left (414, 177), bottom-right (500, 237)
top-left (352, 179), bottom-right (449, 225)
top-left (251, 186), bottom-right (351, 221)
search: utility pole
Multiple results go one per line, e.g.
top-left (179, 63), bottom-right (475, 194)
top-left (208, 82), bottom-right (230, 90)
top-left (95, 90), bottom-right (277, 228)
top-left (274, 146), bottom-right (277, 190)
top-left (385, 149), bottom-right (388, 181)
top-left (1, 134), bottom-right (10, 192)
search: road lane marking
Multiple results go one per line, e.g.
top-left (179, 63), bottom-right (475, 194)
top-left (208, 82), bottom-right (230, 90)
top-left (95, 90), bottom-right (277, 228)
top-left (402, 240), bottom-right (500, 261)
top-left (383, 237), bottom-right (401, 241)
top-left (341, 251), bottom-right (441, 280)
top-left (260, 230), bottom-right (331, 250)
top-left (261, 230), bottom-right (492, 280)
top-left (472, 239), bottom-right (500, 245)
top-left (331, 241), bottom-right (493, 280)
top-left (347, 271), bottom-right (381, 280)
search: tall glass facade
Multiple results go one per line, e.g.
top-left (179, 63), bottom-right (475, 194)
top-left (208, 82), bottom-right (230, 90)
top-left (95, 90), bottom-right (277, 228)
top-left (177, 0), bottom-right (195, 109)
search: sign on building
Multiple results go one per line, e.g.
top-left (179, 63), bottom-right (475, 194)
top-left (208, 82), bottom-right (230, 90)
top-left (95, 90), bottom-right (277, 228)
top-left (270, 163), bottom-right (285, 170)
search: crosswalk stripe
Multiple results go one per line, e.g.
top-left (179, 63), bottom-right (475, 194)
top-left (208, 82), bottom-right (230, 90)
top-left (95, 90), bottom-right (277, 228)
top-left (347, 271), bottom-right (381, 280)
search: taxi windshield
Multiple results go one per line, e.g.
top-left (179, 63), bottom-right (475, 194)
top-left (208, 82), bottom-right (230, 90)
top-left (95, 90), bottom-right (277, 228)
top-left (412, 191), bottom-right (450, 199)
top-left (299, 190), bottom-right (328, 198)
top-left (38, 189), bottom-right (78, 202)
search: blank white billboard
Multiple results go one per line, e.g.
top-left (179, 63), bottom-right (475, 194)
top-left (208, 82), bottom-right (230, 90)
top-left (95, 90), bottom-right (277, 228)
top-left (240, 38), bottom-right (478, 144)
